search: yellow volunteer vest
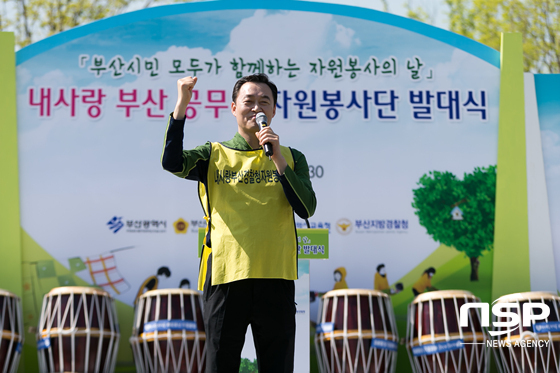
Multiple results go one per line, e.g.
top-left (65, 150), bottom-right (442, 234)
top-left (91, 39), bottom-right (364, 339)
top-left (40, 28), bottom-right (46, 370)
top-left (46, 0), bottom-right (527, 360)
top-left (374, 272), bottom-right (389, 291)
top-left (413, 273), bottom-right (431, 293)
top-left (197, 142), bottom-right (297, 290)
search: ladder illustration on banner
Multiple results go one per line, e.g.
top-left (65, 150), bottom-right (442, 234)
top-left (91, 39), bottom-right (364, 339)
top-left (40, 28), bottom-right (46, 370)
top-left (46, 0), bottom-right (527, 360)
top-left (72, 246), bottom-right (134, 296)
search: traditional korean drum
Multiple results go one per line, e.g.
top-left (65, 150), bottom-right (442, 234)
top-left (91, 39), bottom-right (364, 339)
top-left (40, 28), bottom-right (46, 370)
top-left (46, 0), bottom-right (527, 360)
top-left (406, 290), bottom-right (489, 373)
top-left (0, 290), bottom-right (23, 373)
top-left (130, 289), bottom-right (206, 373)
top-left (491, 291), bottom-right (560, 373)
top-left (37, 286), bottom-right (120, 373)
top-left (314, 289), bottom-right (399, 373)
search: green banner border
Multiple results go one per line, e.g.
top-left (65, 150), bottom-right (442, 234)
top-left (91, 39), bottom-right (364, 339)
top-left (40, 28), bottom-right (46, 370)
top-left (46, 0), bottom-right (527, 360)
top-left (0, 32), bottom-right (23, 297)
top-left (0, 31), bottom-right (25, 372)
top-left (492, 33), bottom-right (531, 300)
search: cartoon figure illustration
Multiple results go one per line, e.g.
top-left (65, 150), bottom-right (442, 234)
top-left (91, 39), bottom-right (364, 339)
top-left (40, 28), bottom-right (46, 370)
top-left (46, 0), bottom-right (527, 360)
top-left (333, 267), bottom-right (348, 290)
top-left (412, 267), bottom-right (438, 296)
top-left (135, 266), bottom-right (171, 302)
top-left (374, 264), bottom-right (403, 295)
top-left (179, 278), bottom-right (191, 289)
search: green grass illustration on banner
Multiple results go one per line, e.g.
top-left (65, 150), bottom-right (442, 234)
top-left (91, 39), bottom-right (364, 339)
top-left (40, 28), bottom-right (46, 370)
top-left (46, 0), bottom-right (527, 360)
top-left (20, 229), bottom-right (136, 373)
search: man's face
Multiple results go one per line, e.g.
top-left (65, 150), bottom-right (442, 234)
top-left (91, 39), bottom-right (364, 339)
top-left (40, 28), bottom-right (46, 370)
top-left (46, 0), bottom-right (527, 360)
top-left (231, 82), bottom-right (276, 135)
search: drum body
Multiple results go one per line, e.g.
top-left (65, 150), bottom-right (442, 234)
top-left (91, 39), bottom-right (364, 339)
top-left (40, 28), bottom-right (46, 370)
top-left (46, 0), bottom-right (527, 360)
top-left (130, 289), bottom-right (206, 373)
top-left (37, 286), bottom-right (120, 373)
top-left (0, 290), bottom-right (23, 373)
top-left (314, 289), bottom-right (399, 373)
top-left (406, 290), bottom-right (489, 373)
top-left (492, 291), bottom-right (560, 373)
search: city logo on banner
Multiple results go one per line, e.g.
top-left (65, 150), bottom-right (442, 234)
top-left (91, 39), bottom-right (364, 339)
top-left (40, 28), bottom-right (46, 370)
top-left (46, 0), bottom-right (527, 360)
top-left (107, 216), bottom-right (167, 233)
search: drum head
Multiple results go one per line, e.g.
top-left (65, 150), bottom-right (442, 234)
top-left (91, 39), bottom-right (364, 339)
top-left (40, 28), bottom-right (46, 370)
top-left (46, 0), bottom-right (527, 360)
top-left (494, 291), bottom-right (559, 304)
top-left (46, 286), bottom-right (110, 297)
top-left (412, 289), bottom-right (477, 304)
top-left (0, 289), bottom-right (18, 298)
top-left (323, 288), bottom-right (389, 299)
top-left (140, 288), bottom-right (201, 299)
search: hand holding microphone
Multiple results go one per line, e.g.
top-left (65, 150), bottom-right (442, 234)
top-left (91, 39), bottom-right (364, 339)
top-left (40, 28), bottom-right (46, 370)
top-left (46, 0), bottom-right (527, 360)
top-left (256, 112), bottom-right (273, 157)
top-left (255, 112), bottom-right (288, 174)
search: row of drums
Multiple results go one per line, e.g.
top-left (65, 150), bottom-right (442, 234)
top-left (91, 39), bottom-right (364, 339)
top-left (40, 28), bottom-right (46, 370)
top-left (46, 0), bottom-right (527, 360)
top-left (315, 289), bottom-right (560, 373)
top-left (0, 286), bottom-right (206, 373)
top-left (2, 286), bottom-right (560, 372)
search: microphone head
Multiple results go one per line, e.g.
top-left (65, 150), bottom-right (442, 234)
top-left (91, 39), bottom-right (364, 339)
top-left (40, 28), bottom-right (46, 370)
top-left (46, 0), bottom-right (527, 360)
top-left (256, 112), bottom-right (268, 128)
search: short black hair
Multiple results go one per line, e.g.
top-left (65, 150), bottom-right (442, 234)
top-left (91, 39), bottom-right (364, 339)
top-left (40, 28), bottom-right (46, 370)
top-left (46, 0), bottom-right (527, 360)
top-left (376, 264), bottom-right (385, 272)
top-left (232, 73), bottom-right (278, 106)
top-left (425, 267), bottom-right (436, 275)
top-left (157, 266), bottom-right (171, 277)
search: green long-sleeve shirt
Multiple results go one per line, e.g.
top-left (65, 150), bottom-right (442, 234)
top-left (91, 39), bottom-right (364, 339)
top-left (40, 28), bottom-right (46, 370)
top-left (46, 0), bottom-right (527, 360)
top-left (161, 115), bottom-right (317, 219)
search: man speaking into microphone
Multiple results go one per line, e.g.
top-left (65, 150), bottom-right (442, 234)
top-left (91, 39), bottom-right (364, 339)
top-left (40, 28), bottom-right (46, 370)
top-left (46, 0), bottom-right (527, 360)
top-left (161, 73), bottom-right (317, 373)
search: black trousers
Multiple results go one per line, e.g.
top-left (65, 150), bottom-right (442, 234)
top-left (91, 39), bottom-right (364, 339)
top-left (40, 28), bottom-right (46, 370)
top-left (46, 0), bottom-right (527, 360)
top-left (203, 265), bottom-right (296, 373)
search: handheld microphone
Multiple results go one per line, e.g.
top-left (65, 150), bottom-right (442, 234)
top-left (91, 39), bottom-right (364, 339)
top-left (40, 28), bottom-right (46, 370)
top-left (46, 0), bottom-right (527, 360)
top-left (256, 112), bottom-right (273, 157)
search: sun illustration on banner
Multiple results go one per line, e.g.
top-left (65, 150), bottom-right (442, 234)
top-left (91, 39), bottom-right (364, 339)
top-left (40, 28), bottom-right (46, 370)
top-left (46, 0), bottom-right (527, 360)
top-left (174, 218), bottom-right (189, 234)
top-left (336, 218), bottom-right (352, 235)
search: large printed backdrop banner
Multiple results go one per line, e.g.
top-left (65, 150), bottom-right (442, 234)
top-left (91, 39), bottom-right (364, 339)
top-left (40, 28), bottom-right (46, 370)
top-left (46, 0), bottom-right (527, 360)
top-left (16, 1), bottom-right (500, 371)
top-left (535, 74), bottom-right (560, 292)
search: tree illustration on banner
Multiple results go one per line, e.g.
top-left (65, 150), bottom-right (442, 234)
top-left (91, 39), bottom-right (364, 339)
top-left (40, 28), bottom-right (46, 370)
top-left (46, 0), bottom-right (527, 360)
top-left (412, 166), bottom-right (496, 281)
top-left (239, 358), bottom-right (258, 373)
